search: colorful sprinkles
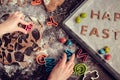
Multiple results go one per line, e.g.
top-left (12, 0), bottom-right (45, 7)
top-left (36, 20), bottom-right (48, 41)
top-left (45, 58), bottom-right (56, 72)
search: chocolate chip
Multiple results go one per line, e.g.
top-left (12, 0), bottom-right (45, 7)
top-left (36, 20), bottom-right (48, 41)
top-left (2, 51), bottom-right (6, 63)
top-left (32, 29), bottom-right (40, 41)
top-left (4, 40), bottom-right (11, 47)
top-left (10, 44), bottom-right (13, 48)
top-left (2, 33), bottom-right (11, 41)
top-left (31, 39), bottom-right (34, 42)
top-left (0, 38), bottom-right (2, 47)
top-left (22, 34), bottom-right (29, 43)
top-left (2, 35), bottom-right (7, 40)
top-left (18, 34), bottom-right (29, 43)
top-left (11, 62), bottom-right (20, 66)
top-left (6, 53), bottom-right (12, 63)
top-left (9, 33), bottom-right (18, 39)
top-left (7, 49), bottom-right (13, 52)
top-left (2, 51), bottom-right (6, 57)
top-left (2, 36), bottom-right (11, 47)
top-left (15, 42), bottom-right (24, 50)
top-left (22, 34), bottom-right (29, 39)
top-left (24, 39), bottom-right (28, 43)
top-left (9, 35), bottom-right (14, 39)
top-left (1, 48), bottom-right (5, 51)
top-left (18, 37), bottom-right (22, 43)
top-left (14, 52), bottom-right (24, 62)
top-left (0, 55), bottom-right (2, 58)
top-left (21, 34), bottom-right (29, 40)
top-left (24, 47), bottom-right (33, 56)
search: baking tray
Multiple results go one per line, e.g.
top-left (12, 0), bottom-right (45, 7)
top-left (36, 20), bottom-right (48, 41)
top-left (62, 0), bottom-right (120, 79)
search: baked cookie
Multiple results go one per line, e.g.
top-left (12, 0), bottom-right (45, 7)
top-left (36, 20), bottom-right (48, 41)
top-left (43, 0), bottom-right (65, 12)
top-left (0, 14), bottom-right (43, 68)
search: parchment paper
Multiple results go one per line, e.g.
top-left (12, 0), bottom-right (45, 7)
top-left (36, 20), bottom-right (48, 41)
top-left (65, 0), bottom-right (120, 74)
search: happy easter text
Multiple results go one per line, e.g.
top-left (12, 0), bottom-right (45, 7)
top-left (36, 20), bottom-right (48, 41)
top-left (80, 10), bottom-right (120, 40)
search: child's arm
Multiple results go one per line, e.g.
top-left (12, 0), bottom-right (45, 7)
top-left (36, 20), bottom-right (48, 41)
top-left (48, 53), bottom-right (75, 80)
top-left (0, 12), bottom-right (31, 35)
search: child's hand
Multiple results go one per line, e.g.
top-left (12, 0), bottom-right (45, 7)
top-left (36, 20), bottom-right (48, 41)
top-left (0, 12), bottom-right (31, 35)
top-left (48, 53), bottom-right (75, 80)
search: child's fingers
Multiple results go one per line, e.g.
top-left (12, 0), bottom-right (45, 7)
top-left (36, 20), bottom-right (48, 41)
top-left (14, 11), bottom-right (20, 15)
top-left (14, 11), bottom-right (23, 16)
top-left (9, 13), bottom-right (13, 17)
top-left (67, 54), bottom-right (75, 64)
top-left (16, 27), bottom-right (27, 34)
top-left (66, 62), bottom-right (74, 70)
top-left (21, 15), bottom-right (25, 20)
top-left (66, 54), bottom-right (75, 67)
top-left (17, 12), bottom-right (24, 19)
top-left (61, 53), bottom-right (67, 65)
top-left (20, 20), bottom-right (29, 25)
top-left (69, 54), bottom-right (75, 62)
top-left (55, 59), bottom-right (62, 67)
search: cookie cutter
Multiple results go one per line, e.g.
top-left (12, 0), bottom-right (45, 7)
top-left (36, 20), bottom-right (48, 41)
top-left (65, 39), bottom-right (73, 46)
top-left (77, 49), bottom-right (88, 62)
top-left (73, 63), bottom-right (87, 76)
top-left (46, 16), bottom-right (58, 27)
top-left (82, 70), bottom-right (99, 80)
top-left (25, 24), bottom-right (33, 31)
top-left (31, 0), bottom-right (42, 6)
top-left (64, 49), bottom-right (73, 60)
top-left (45, 58), bottom-right (56, 72)
top-left (36, 53), bottom-right (48, 65)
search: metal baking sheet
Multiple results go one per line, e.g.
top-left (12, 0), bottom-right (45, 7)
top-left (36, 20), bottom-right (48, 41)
top-left (62, 0), bottom-right (120, 79)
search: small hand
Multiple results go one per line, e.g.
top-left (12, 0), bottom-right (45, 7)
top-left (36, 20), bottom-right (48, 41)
top-left (0, 11), bottom-right (31, 35)
top-left (48, 53), bottom-right (75, 80)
